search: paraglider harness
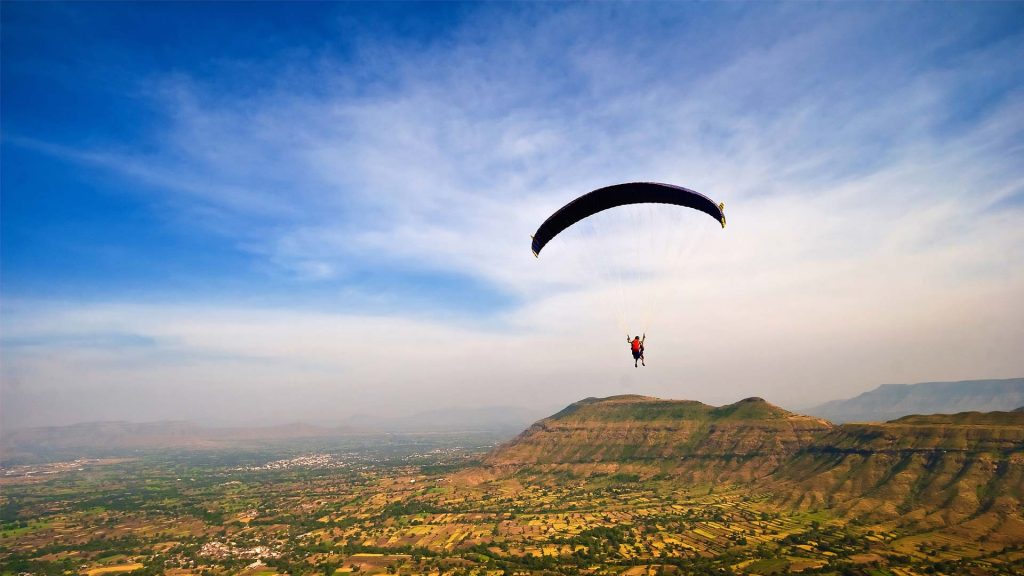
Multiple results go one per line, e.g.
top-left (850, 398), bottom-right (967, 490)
top-left (628, 334), bottom-right (645, 366)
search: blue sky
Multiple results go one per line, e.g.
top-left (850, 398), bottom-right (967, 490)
top-left (3, 2), bottom-right (1023, 428)
top-left (3, 2), bottom-right (501, 313)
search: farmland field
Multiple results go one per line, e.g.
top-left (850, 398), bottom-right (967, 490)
top-left (1, 436), bottom-right (1021, 576)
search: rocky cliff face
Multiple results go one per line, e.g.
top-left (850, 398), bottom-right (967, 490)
top-left (486, 395), bottom-right (832, 482)
top-left (487, 397), bottom-right (1024, 531)
top-left (769, 412), bottom-right (1024, 530)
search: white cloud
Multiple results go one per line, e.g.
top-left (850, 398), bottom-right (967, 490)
top-left (3, 5), bottom-right (1023, 427)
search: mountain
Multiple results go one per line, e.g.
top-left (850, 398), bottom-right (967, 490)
top-left (486, 395), bottom-right (1024, 534)
top-left (775, 410), bottom-right (1024, 530)
top-left (486, 395), bottom-right (832, 482)
top-left (889, 410), bottom-right (1024, 426)
top-left (802, 378), bottom-right (1024, 423)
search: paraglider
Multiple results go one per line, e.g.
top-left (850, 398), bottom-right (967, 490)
top-left (530, 182), bottom-right (726, 366)
top-left (628, 334), bottom-right (645, 367)
top-left (530, 182), bottom-right (725, 257)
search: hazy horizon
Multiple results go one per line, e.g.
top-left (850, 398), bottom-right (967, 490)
top-left (7, 377), bottom-right (1024, 433)
top-left (3, 3), bottom-right (1023, 429)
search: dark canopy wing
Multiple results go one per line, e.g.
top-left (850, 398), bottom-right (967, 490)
top-left (531, 182), bottom-right (725, 256)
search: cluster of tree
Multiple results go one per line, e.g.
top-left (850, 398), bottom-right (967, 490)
top-left (0, 554), bottom-right (78, 576)
top-left (779, 522), bottom-right (865, 555)
top-left (381, 499), bottom-right (446, 518)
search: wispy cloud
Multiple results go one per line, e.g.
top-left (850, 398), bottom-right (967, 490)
top-left (3, 4), bottom-right (1023, 427)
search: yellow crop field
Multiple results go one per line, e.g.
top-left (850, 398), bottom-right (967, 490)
top-left (7, 441), bottom-right (1022, 576)
top-left (85, 564), bottom-right (145, 575)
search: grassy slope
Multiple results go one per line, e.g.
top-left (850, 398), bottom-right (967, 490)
top-left (486, 396), bottom-right (831, 483)
top-left (774, 415), bottom-right (1024, 530)
top-left (489, 394), bottom-right (1024, 532)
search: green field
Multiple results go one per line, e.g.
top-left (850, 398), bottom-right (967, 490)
top-left (1, 440), bottom-right (1022, 576)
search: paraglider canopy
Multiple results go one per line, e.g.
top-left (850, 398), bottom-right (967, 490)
top-left (529, 181), bottom-right (726, 340)
top-left (531, 182), bottom-right (725, 257)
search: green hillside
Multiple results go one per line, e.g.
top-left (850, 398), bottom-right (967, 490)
top-left (487, 395), bottom-right (832, 483)
top-left (489, 394), bottom-right (1024, 534)
top-left (546, 395), bottom-right (791, 423)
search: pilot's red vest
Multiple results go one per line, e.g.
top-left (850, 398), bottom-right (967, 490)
top-left (631, 340), bottom-right (642, 353)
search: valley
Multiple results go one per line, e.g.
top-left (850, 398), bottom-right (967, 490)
top-left (2, 396), bottom-right (1023, 576)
